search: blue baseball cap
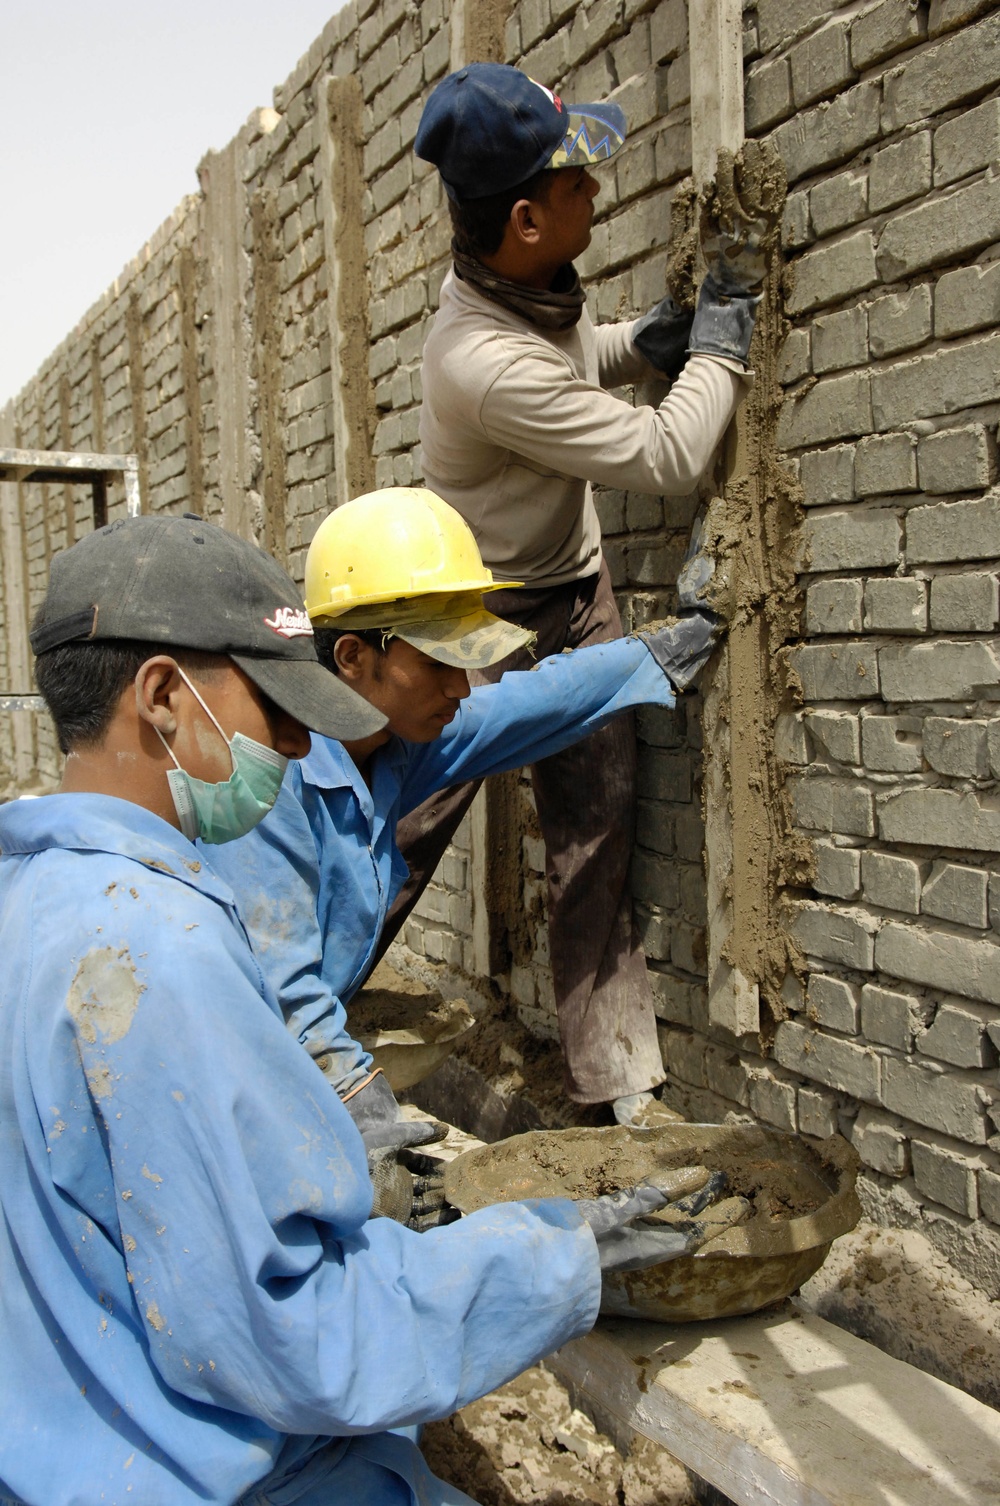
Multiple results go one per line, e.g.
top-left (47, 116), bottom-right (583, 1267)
top-left (415, 63), bottom-right (627, 201)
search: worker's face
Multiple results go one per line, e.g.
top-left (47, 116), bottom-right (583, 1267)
top-left (334, 636), bottom-right (470, 743)
top-left (529, 166), bottom-right (601, 262)
top-left (146, 660), bottom-right (311, 782)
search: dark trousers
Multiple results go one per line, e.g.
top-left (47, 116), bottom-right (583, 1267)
top-left (377, 560), bottom-right (665, 1104)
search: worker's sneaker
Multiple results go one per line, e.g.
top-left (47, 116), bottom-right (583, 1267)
top-left (676, 503), bottom-right (733, 618)
top-left (612, 1091), bottom-right (687, 1129)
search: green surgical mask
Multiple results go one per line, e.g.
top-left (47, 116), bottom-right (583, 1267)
top-left (156, 668), bottom-right (288, 844)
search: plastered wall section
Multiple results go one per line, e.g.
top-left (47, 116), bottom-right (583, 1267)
top-left (3, 0), bottom-right (1000, 1296)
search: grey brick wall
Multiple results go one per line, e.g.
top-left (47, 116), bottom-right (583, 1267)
top-left (2, 0), bottom-right (1000, 1297)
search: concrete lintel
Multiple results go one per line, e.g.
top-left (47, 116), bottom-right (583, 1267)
top-left (690, 0), bottom-right (745, 189)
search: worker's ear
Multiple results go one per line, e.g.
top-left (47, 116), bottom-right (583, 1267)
top-left (135, 656), bottom-right (183, 736)
top-left (332, 633), bottom-right (374, 686)
top-left (509, 197), bottom-right (542, 248)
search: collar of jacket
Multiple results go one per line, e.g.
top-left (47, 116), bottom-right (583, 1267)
top-left (452, 242), bottom-right (586, 330)
top-left (0, 791), bottom-right (236, 904)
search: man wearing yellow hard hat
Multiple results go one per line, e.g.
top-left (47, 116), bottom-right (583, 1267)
top-left (208, 487), bottom-right (720, 1129)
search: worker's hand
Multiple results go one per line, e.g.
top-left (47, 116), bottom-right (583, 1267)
top-left (343, 1068), bottom-right (447, 1154)
top-left (631, 293), bottom-right (695, 381)
top-left (699, 142), bottom-right (783, 298)
top-left (576, 1168), bottom-right (750, 1275)
top-left (638, 612), bottom-right (721, 691)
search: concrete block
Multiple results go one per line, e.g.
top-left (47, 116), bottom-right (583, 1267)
top-left (934, 97), bottom-right (1000, 187)
top-left (918, 426), bottom-right (993, 495)
top-left (661, 1027), bottom-right (706, 1089)
top-left (851, 0), bottom-right (927, 69)
top-left (851, 1106), bottom-right (910, 1177)
top-left (878, 640), bottom-right (1000, 701)
top-left (780, 327), bottom-right (811, 386)
top-left (808, 972), bottom-right (861, 1033)
top-left (778, 370), bottom-right (872, 449)
top-left (988, 721), bottom-right (1000, 780)
top-left (923, 716), bottom-right (989, 778)
top-left (934, 262), bottom-right (1000, 340)
top-left (637, 749), bottom-right (692, 803)
top-left (791, 776), bottom-right (875, 838)
top-left (980, 1167), bottom-right (1000, 1224)
top-left (861, 982), bottom-right (924, 1050)
top-left (746, 55), bottom-right (793, 132)
top-left (632, 850), bottom-right (682, 912)
top-left (929, 0), bottom-right (999, 35)
top-left (786, 231), bottom-right (879, 316)
top-left (650, 0), bottom-right (686, 62)
top-left (798, 1086), bottom-right (840, 1139)
top-left (749, 1072), bottom-right (798, 1131)
top-left (775, 712), bottom-right (810, 764)
top-left (792, 902), bottom-right (878, 971)
top-left (814, 840), bottom-right (862, 900)
top-left (922, 862), bottom-right (989, 929)
top-left (783, 190), bottom-right (813, 250)
top-left (775, 1019), bottom-right (882, 1103)
top-left (806, 710), bottom-right (861, 765)
top-left (703, 1044), bottom-right (752, 1106)
top-left (929, 572), bottom-right (999, 632)
top-left (876, 917), bottom-right (1000, 1008)
top-left (757, 0), bottom-right (832, 51)
top-left (793, 643), bottom-right (880, 701)
top-left (884, 1055), bottom-right (991, 1144)
top-left (878, 176), bottom-right (1000, 283)
top-left (799, 445), bottom-right (855, 506)
top-left (882, 9), bottom-right (1000, 131)
top-left (911, 1138), bottom-right (980, 1217)
top-left (806, 578), bottom-right (863, 635)
top-left (880, 788), bottom-right (1000, 854)
top-left (855, 433), bottom-right (918, 496)
top-left (918, 999), bottom-right (997, 1067)
top-left (863, 577), bottom-right (927, 634)
top-left (769, 80), bottom-right (882, 186)
top-left (812, 306), bottom-right (868, 374)
top-left (868, 286), bottom-right (933, 360)
top-left (862, 850), bottom-right (925, 916)
top-left (802, 508), bottom-right (900, 571)
top-left (907, 493), bottom-right (1000, 564)
top-left (671, 921), bottom-right (706, 976)
top-left (872, 332), bottom-right (1000, 431)
top-left (870, 133), bottom-right (933, 215)
top-left (809, 170), bottom-right (868, 239)
top-left (790, 17), bottom-right (855, 108)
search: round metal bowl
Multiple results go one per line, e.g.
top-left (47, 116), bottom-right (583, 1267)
top-left (444, 1124), bottom-right (861, 1323)
top-left (354, 992), bottom-right (476, 1092)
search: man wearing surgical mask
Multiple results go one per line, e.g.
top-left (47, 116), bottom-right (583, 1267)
top-left (0, 515), bottom-right (741, 1506)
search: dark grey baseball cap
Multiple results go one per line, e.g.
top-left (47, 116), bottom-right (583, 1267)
top-left (30, 514), bottom-right (387, 741)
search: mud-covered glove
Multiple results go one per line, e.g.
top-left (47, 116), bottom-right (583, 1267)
top-left (691, 142), bottom-right (783, 366)
top-left (639, 612), bottom-right (721, 690)
top-left (700, 143), bottom-right (782, 298)
top-left (576, 1169), bottom-right (749, 1274)
top-left (343, 1070), bottom-right (448, 1225)
top-left (632, 292), bottom-right (695, 381)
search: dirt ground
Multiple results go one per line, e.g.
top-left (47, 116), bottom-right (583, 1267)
top-left (421, 1364), bottom-right (695, 1506)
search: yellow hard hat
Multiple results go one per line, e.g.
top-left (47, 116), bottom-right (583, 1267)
top-left (305, 487), bottom-right (534, 670)
top-left (306, 487), bottom-right (507, 618)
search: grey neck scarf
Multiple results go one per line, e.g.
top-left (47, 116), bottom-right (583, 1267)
top-left (452, 243), bottom-right (585, 331)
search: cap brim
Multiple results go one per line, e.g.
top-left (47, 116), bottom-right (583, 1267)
top-left (549, 102), bottom-right (627, 168)
top-left (231, 653), bottom-right (387, 741)
top-left (395, 608), bottom-right (535, 670)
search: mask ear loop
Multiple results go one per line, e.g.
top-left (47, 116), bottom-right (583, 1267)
top-left (151, 666), bottom-right (236, 777)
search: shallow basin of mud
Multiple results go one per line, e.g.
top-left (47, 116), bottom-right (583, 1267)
top-left (350, 965), bottom-right (476, 1092)
top-left (445, 1124), bottom-right (860, 1322)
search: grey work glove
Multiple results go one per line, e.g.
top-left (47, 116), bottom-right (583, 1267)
top-left (343, 1071), bottom-right (449, 1227)
top-left (632, 293), bottom-right (695, 381)
top-left (699, 143), bottom-right (783, 298)
top-left (639, 612), bottom-right (721, 690)
top-left (577, 1169), bottom-right (749, 1275)
top-left (688, 275), bottom-right (760, 368)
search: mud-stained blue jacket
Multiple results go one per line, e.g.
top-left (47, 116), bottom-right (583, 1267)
top-left (207, 638), bottom-right (675, 1087)
top-left (0, 795), bottom-right (600, 1506)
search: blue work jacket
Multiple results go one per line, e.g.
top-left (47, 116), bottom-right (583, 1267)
top-left (0, 795), bottom-right (600, 1506)
top-left (207, 638), bottom-right (675, 1085)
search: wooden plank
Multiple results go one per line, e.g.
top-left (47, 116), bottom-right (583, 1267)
top-left (0, 446), bottom-right (138, 474)
top-left (550, 1308), bottom-right (1000, 1506)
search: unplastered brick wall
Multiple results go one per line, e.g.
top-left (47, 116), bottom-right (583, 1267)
top-left (2, 0), bottom-right (1000, 1293)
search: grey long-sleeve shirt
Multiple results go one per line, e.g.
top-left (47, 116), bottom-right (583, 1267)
top-left (419, 268), bottom-right (750, 587)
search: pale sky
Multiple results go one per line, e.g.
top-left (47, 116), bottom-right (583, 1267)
top-left (1, 1), bottom-right (349, 408)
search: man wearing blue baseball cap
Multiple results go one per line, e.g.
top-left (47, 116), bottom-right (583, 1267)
top-left (395, 63), bottom-right (780, 1128)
